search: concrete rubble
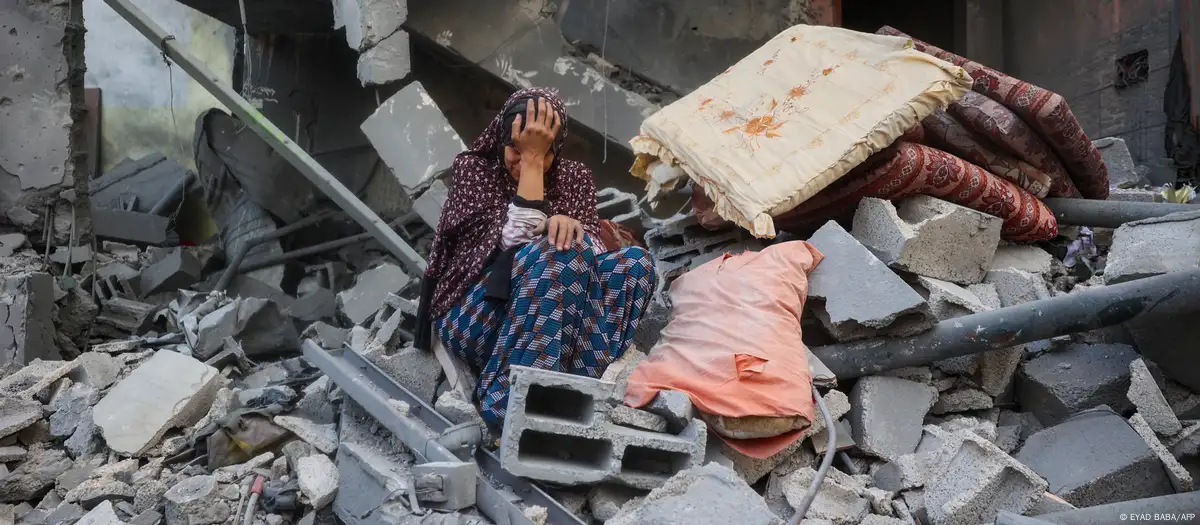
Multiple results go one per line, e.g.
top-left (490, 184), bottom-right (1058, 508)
top-left (0, 4), bottom-right (1198, 523)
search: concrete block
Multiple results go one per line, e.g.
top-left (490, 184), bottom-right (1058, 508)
top-left (274, 415), bottom-right (338, 454)
top-left (164, 475), bottom-right (229, 525)
top-left (360, 81), bottom-right (463, 193)
top-left (0, 273), bottom-right (57, 367)
top-left (93, 350), bottom-right (221, 456)
top-left (610, 405), bottom-right (668, 433)
top-left (852, 196), bottom-right (1002, 284)
top-left (91, 208), bottom-right (174, 246)
top-left (0, 397), bottom-right (41, 439)
top-left (849, 376), bottom-right (937, 460)
top-left (1017, 343), bottom-right (1138, 426)
top-left (0, 446), bottom-right (25, 462)
top-left (48, 382), bottom-right (98, 438)
top-left (1094, 136), bottom-right (1149, 187)
top-left (984, 268), bottom-right (1051, 307)
top-left (95, 298), bottom-right (157, 336)
top-left (979, 346), bottom-right (1023, 398)
top-left (781, 467), bottom-right (870, 525)
top-left (917, 276), bottom-right (992, 321)
top-left (138, 249), bottom-right (201, 298)
top-left (337, 263), bottom-right (411, 326)
top-left (412, 179), bottom-right (448, 229)
top-left (0, 448), bottom-right (72, 502)
top-left (807, 221), bottom-right (936, 342)
top-left (990, 244), bottom-right (1055, 274)
top-left (1128, 413), bottom-right (1194, 492)
top-left (932, 388), bottom-right (994, 415)
top-left (1128, 359), bottom-right (1183, 437)
top-left (606, 464), bottom-right (778, 525)
top-left (1015, 407), bottom-right (1175, 507)
top-left (333, 0), bottom-right (406, 50)
top-left (500, 366), bottom-right (706, 489)
top-left (1105, 210), bottom-right (1200, 285)
top-left (69, 353), bottom-right (121, 390)
top-left (872, 450), bottom-right (938, 491)
top-left (76, 501), bottom-right (124, 525)
top-left (925, 432), bottom-right (1047, 524)
top-left (643, 390), bottom-right (694, 434)
top-left (298, 454), bottom-right (339, 509)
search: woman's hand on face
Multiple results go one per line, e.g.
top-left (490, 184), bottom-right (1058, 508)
top-left (535, 215), bottom-right (585, 251)
top-left (511, 97), bottom-right (561, 159)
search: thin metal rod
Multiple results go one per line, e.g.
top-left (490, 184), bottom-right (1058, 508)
top-left (1043, 198), bottom-right (1199, 227)
top-left (235, 214), bottom-right (414, 275)
top-left (149, 171), bottom-right (195, 216)
top-left (101, 0), bottom-right (427, 274)
top-left (810, 268), bottom-right (1200, 379)
top-left (787, 386), bottom-right (836, 525)
top-left (214, 211), bottom-right (341, 292)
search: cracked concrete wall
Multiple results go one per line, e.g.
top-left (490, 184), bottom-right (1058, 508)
top-left (84, 0), bottom-right (235, 173)
top-left (0, 0), bottom-right (89, 243)
top-left (557, 0), bottom-right (814, 94)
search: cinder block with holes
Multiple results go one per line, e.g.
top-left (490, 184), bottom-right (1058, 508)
top-left (500, 365), bottom-right (706, 489)
top-left (596, 187), bottom-right (643, 229)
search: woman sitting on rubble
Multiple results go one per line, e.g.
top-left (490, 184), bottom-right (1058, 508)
top-left (414, 87), bottom-right (656, 426)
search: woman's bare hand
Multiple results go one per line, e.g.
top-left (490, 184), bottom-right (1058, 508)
top-left (535, 215), bottom-right (585, 251)
top-left (511, 97), bottom-right (561, 158)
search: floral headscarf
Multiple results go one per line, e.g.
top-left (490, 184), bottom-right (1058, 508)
top-left (421, 88), bottom-right (602, 321)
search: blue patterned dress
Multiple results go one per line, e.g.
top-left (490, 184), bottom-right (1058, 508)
top-left (434, 237), bottom-right (655, 424)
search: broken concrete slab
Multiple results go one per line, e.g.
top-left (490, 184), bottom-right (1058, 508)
top-left (273, 415), bottom-right (338, 454)
top-left (0, 445), bottom-right (26, 462)
top-left (925, 432), bottom-right (1047, 524)
top-left (781, 467), bottom-right (870, 525)
top-left (89, 154), bottom-right (190, 215)
top-left (0, 448), bottom-right (72, 502)
top-left (93, 350), bottom-right (221, 456)
top-left (806, 221), bottom-right (935, 342)
top-left (192, 296), bottom-right (299, 360)
top-left (1015, 406), bottom-right (1174, 507)
top-left (138, 249), bottom-right (201, 298)
top-left (365, 344), bottom-right (441, 405)
top-left (849, 376), bottom-right (937, 460)
top-left (984, 268), bottom-right (1052, 307)
top-left (852, 196), bottom-right (1002, 284)
top-left (1128, 359), bottom-right (1183, 437)
top-left (76, 500), bottom-right (124, 525)
top-left (91, 208), bottom-right (175, 247)
top-left (606, 464), bottom-right (778, 525)
top-left (68, 353), bottom-right (121, 390)
top-left (356, 30), bottom-right (411, 86)
top-left (979, 346), bottom-right (1024, 398)
top-left (48, 383), bottom-right (99, 438)
top-left (297, 454), bottom-right (338, 509)
top-left (1105, 210), bottom-right (1200, 285)
top-left (337, 263), bottom-right (411, 326)
top-left (333, 0), bottom-right (406, 51)
top-left (360, 81), bottom-right (463, 193)
top-left (1017, 343), bottom-right (1138, 426)
top-left (1128, 413), bottom-right (1194, 493)
top-left (0, 359), bottom-right (78, 399)
top-left (991, 244), bottom-right (1055, 274)
top-left (0, 273), bottom-right (57, 366)
top-left (588, 484), bottom-right (641, 522)
top-left (932, 388), bottom-right (994, 415)
top-left (1094, 136), bottom-right (1149, 188)
top-left (0, 234), bottom-right (27, 257)
top-left (0, 397), bottom-right (41, 439)
top-left (412, 179), bottom-right (448, 229)
top-left (917, 276), bottom-right (991, 321)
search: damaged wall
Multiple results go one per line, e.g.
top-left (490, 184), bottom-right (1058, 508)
top-left (0, 0), bottom-right (88, 244)
top-left (1005, 0), bottom-right (1177, 185)
top-left (84, 0), bottom-right (235, 172)
top-left (555, 0), bottom-right (814, 94)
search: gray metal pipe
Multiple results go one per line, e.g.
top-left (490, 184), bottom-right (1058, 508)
top-left (102, 0), bottom-right (427, 274)
top-left (1043, 198), bottom-right (1199, 228)
top-left (810, 268), bottom-right (1200, 379)
top-left (995, 491), bottom-right (1200, 524)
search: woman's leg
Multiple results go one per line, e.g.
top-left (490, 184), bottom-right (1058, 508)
top-left (571, 245), bottom-right (656, 371)
top-left (475, 238), bottom-right (610, 423)
top-left (433, 276), bottom-right (504, 373)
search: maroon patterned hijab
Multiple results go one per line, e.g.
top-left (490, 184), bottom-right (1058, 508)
top-left (423, 88), bottom-right (601, 320)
